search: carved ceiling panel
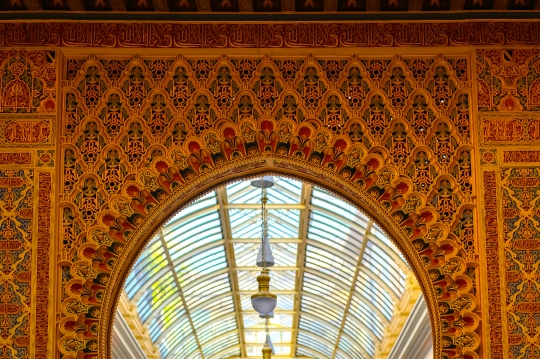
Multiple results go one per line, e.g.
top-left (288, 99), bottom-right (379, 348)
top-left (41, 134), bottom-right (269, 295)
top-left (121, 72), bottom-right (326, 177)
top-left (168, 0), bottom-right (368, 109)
top-left (50, 52), bottom-right (482, 359)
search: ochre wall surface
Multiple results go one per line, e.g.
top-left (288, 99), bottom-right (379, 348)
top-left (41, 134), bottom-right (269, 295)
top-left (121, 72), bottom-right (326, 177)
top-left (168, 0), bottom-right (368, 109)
top-left (0, 21), bottom-right (537, 359)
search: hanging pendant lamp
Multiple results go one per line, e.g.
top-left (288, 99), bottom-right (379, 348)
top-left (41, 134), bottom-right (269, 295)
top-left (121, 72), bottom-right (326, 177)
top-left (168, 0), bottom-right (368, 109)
top-left (256, 236), bottom-right (274, 267)
top-left (251, 176), bottom-right (275, 189)
top-left (251, 269), bottom-right (277, 315)
top-left (259, 311), bottom-right (274, 319)
top-left (262, 344), bottom-right (272, 359)
top-left (266, 333), bottom-right (275, 354)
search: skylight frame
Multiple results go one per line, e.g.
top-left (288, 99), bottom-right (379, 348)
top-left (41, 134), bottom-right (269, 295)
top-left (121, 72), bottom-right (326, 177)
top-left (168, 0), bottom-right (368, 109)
top-left (123, 176), bottom-right (412, 359)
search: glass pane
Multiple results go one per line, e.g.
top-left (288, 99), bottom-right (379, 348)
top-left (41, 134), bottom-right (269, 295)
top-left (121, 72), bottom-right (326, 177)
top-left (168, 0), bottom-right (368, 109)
top-left (297, 331), bottom-right (334, 358)
top-left (305, 244), bottom-right (355, 286)
top-left (202, 332), bottom-right (239, 357)
top-left (299, 316), bottom-right (339, 343)
top-left (230, 209), bottom-right (300, 239)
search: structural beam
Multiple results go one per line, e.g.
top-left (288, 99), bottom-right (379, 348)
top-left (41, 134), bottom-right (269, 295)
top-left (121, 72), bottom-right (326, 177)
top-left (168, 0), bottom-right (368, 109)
top-left (361, 264), bottom-right (399, 301)
top-left (290, 183), bottom-right (312, 357)
top-left (231, 238), bottom-right (302, 243)
top-left (217, 187), bottom-right (248, 358)
top-left (330, 221), bottom-right (373, 359)
top-left (238, 290), bottom-right (298, 295)
top-left (224, 203), bottom-right (305, 209)
top-left (237, 266), bottom-right (299, 271)
top-left (207, 345), bottom-right (242, 359)
top-left (159, 232), bottom-right (205, 359)
top-left (242, 310), bottom-right (296, 315)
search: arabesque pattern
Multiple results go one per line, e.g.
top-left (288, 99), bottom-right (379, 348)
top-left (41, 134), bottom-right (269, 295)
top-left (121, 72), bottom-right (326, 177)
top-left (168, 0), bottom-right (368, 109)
top-left (0, 170), bottom-right (35, 359)
top-left (477, 48), bottom-right (540, 359)
top-left (57, 53), bottom-right (481, 359)
top-left (3, 22), bottom-right (540, 48)
top-left (477, 49), bottom-right (540, 112)
top-left (500, 168), bottom-right (540, 359)
top-left (0, 50), bottom-right (56, 359)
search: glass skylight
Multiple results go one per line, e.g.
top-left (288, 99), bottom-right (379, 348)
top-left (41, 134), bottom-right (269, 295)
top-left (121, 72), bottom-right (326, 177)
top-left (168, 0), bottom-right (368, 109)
top-left (123, 177), bottom-right (412, 359)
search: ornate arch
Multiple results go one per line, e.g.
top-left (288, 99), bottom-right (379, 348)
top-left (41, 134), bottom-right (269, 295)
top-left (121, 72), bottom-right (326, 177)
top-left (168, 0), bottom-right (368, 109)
top-left (57, 54), bottom-right (481, 359)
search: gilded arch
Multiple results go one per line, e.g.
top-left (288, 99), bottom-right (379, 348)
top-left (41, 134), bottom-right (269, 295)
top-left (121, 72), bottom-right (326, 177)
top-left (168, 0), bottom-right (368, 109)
top-left (57, 53), bottom-right (480, 359)
top-left (99, 161), bottom-right (444, 358)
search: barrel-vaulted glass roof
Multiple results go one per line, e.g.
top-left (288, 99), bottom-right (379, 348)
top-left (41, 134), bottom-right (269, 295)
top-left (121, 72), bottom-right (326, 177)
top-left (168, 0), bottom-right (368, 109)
top-left (124, 177), bottom-right (412, 359)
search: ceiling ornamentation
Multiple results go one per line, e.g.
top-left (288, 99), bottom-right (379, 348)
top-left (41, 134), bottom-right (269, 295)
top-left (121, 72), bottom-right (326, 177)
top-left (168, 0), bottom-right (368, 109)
top-left (0, 0), bottom-right (538, 13)
top-left (0, 22), bottom-right (538, 48)
top-left (51, 52), bottom-right (480, 359)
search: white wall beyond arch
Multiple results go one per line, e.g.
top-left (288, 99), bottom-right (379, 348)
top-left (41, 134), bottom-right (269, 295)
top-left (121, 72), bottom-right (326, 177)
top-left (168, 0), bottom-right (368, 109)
top-left (387, 296), bottom-right (432, 359)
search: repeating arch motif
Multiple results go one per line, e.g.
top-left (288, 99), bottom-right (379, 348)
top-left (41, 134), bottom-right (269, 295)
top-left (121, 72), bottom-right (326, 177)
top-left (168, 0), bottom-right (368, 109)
top-left (58, 54), bottom-right (480, 359)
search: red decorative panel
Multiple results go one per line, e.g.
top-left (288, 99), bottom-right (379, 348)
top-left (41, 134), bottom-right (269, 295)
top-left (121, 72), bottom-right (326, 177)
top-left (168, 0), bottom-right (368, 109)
top-left (480, 114), bottom-right (540, 145)
top-left (503, 151), bottom-right (540, 163)
top-left (0, 152), bottom-right (31, 165)
top-left (477, 49), bottom-right (540, 112)
top-left (0, 50), bottom-right (56, 113)
top-left (1, 119), bottom-right (52, 144)
top-left (0, 49), bottom-right (56, 359)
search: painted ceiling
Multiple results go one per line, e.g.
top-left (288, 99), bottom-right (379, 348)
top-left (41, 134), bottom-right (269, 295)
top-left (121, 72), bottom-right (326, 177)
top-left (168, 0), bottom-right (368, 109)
top-left (0, 0), bottom-right (538, 18)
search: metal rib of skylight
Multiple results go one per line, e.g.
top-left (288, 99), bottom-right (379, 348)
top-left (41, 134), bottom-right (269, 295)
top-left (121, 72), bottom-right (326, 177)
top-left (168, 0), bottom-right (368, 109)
top-left (296, 187), bottom-right (409, 359)
top-left (227, 177), bottom-right (303, 358)
top-left (124, 192), bottom-right (240, 359)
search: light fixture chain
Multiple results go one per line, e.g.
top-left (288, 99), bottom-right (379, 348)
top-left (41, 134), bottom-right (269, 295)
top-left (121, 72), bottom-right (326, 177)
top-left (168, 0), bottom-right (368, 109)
top-left (261, 184), bottom-right (268, 270)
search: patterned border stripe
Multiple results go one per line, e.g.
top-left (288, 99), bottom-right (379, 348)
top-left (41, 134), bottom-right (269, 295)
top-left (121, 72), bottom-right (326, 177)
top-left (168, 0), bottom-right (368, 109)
top-left (503, 151), bottom-right (540, 163)
top-left (0, 152), bottom-right (31, 164)
top-left (36, 172), bottom-right (52, 359)
top-left (483, 171), bottom-right (503, 359)
top-left (2, 22), bottom-right (540, 48)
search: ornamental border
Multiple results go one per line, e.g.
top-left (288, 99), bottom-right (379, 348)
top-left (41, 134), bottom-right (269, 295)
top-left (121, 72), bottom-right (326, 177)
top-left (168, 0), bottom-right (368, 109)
top-left (2, 22), bottom-right (540, 48)
top-left (36, 172), bottom-right (52, 359)
top-left (482, 171), bottom-right (504, 359)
